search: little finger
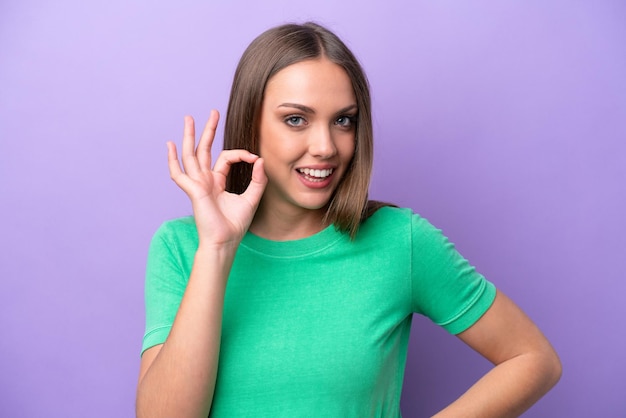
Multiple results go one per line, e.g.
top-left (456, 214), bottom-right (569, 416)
top-left (167, 141), bottom-right (186, 182)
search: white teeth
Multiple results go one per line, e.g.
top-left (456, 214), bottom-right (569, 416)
top-left (298, 168), bottom-right (333, 179)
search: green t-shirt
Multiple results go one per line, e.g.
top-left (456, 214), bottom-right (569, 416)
top-left (142, 206), bottom-right (496, 417)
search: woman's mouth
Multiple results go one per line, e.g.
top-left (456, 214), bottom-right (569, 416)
top-left (297, 168), bottom-right (334, 182)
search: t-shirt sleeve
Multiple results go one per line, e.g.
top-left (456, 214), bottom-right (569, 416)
top-left (141, 222), bottom-right (191, 355)
top-left (410, 214), bottom-right (496, 335)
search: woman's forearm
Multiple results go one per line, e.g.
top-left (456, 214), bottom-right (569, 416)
top-left (136, 245), bottom-right (236, 418)
top-left (433, 348), bottom-right (562, 418)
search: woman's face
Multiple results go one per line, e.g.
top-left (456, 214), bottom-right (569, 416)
top-left (257, 57), bottom-right (357, 217)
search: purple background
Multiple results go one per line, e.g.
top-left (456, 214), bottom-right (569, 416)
top-left (1, 0), bottom-right (625, 416)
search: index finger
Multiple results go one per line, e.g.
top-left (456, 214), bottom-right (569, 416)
top-left (211, 149), bottom-right (259, 190)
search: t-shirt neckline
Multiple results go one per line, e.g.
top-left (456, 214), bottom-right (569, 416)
top-left (240, 224), bottom-right (345, 258)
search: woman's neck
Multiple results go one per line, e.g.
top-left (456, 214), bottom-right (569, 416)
top-left (248, 203), bottom-right (329, 241)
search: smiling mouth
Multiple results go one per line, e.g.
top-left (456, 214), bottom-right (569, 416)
top-left (297, 168), bottom-right (334, 182)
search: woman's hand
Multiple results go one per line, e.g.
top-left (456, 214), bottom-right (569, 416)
top-left (138, 110), bottom-right (262, 417)
top-left (167, 110), bottom-right (267, 247)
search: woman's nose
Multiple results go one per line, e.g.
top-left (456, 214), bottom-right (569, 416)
top-left (308, 126), bottom-right (337, 159)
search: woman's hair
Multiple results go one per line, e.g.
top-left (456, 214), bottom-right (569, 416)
top-left (223, 22), bottom-right (377, 238)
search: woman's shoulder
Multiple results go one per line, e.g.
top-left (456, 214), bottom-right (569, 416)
top-left (358, 204), bottom-right (413, 237)
top-left (151, 216), bottom-right (198, 247)
top-left (366, 204), bottom-right (411, 221)
top-left (158, 215), bottom-right (196, 229)
top-left (361, 203), bottom-right (441, 238)
top-left (363, 202), bottom-right (428, 226)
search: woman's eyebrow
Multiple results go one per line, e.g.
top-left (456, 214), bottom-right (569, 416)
top-left (278, 103), bottom-right (315, 113)
top-left (277, 103), bottom-right (358, 114)
top-left (337, 104), bottom-right (358, 114)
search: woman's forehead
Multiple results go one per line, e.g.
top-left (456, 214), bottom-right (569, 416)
top-left (264, 58), bottom-right (356, 109)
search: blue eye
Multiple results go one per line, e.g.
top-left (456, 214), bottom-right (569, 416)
top-left (335, 115), bottom-right (356, 128)
top-left (285, 115), bottom-right (306, 127)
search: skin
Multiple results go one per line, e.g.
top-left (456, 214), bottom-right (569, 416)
top-left (439, 291), bottom-right (562, 417)
top-left (250, 58), bottom-right (357, 240)
top-left (136, 111), bottom-right (267, 418)
top-left (135, 58), bottom-right (561, 418)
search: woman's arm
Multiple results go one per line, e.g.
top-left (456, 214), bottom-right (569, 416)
top-left (136, 246), bottom-right (234, 418)
top-left (135, 111), bottom-right (266, 418)
top-left (433, 290), bottom-right (562, 418)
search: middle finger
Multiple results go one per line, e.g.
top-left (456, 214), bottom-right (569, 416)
top-left (197, 109), bottom-right (219, 173)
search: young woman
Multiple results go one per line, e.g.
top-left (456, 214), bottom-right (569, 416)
top-left (136, 22), bottom-right (561, 417)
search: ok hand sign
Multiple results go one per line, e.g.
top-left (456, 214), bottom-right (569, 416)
top-left (167, 110), bottom-right (267, 248)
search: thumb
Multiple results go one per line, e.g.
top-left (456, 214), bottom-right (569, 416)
top-left (241, 158), bottom-right (267, 208)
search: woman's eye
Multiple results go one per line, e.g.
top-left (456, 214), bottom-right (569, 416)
top-left (335, 116), bottom-right (356, 128)
top-left (285, 116), bottom-right (306, 127)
